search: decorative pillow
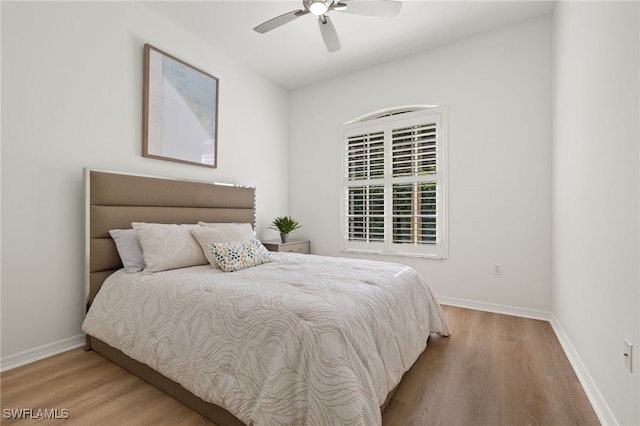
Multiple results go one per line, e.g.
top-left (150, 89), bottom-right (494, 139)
top-left (205, 239), bottom-right (275, 272)
top-left (132, 223), bottom-right (208, 273)
top-left (191, 225), bottom-right (253, 269)
top-left (197, 222), bottom-right (255, 240)
top-left (109, 229), bottom-right (145, 273)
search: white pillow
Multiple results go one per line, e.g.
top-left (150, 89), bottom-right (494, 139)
top-left (109, 229), bottom-right (145, 273)
top-left (132, 223), bottom-right (208, 273)
top-left (191, 223), bottom-right (255, 269)
top-left (197, 222), bottom-right (254, 240)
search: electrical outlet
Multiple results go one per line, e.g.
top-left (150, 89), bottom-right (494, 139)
top-left (624, 339), bottom-right (633, 372)
top-left (493, 263), bottom-right (503, 276)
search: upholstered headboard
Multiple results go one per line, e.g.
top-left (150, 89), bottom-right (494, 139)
top-left (84, 168), bottom-right (256, 307)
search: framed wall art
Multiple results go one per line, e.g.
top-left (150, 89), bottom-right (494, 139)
top-left (143, 44), bottom-right (219, 168)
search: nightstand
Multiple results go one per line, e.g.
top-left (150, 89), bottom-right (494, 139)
top-left (262, 240), bottom-right (310, 254)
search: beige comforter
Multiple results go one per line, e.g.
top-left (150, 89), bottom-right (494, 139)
top-left (82, 253), bottom-right (449, 425)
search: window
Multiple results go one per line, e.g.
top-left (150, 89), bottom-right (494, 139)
top-left (341, 106), bottom-right (448, 258)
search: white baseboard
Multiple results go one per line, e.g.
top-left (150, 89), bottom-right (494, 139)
top-left (436, 295), bottom-right (616, 426)
top-left (549, 314), bottom-right (618, 426)
top-left (0, 334), bottom-right (85, 372)
top-left (436, 295), bottom-right (552, 321)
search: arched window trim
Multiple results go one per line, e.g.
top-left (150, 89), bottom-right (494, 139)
top-left (345, 105), bottom-right (441, 124)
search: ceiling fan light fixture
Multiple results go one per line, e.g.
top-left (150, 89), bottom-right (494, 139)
top-left (309, 1), bottom-right (329, 15)
top-left (253, 0), bottom-right (403, 52)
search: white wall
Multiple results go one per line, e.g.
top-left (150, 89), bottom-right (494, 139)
top-left (552, 2), bottom-right (640, 425)
top-left (3, 2), bottom-right (637, 423)
top-left (1, 2), bottom-right (289, 360)
top-left (289, 15), bottom-right (553, 313)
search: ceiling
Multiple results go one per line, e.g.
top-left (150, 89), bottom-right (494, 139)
top-left (140, 0), bottom-right (555, 90)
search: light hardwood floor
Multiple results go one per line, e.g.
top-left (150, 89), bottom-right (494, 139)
top-left (1, 306), bottom-right (600, 425)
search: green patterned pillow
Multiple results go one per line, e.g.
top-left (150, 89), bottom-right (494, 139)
top-left (206, 239), bottom-right (275, 272)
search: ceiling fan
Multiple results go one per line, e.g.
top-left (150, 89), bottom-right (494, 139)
top-left (253, 0), bottom-right (403, 53)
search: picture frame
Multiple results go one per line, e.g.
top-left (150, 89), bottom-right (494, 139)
top-left (143, 44), bottom-right (219, 168)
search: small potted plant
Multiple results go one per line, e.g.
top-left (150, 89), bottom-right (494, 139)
top-left (270, 216), bottom-right (301, 243)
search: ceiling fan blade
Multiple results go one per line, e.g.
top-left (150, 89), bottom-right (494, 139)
top-left (254, 9), bottom-right (310, 34)
top-left (318, 15), bottom-right (341, 52)
top-left (338, 0), bottom-right (402, 17)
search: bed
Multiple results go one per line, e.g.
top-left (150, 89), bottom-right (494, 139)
top-left (82, 168), bottom-right (449, 426)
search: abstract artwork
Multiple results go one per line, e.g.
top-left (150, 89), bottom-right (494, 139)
top-left (143, 44), bottom-right (219, 168)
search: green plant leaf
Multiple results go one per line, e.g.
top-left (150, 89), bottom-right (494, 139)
top-left (269, 216), bottom-right (301, 234)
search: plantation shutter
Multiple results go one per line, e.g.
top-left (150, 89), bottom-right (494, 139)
top-left (341, 107), bottom-right (448, 258)
top-left (391, 122), bottom-right (438, 246)
top-left (346, 131), bottom-right (384, 180)
top-left (346, 131), bottom-right (385, 244)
